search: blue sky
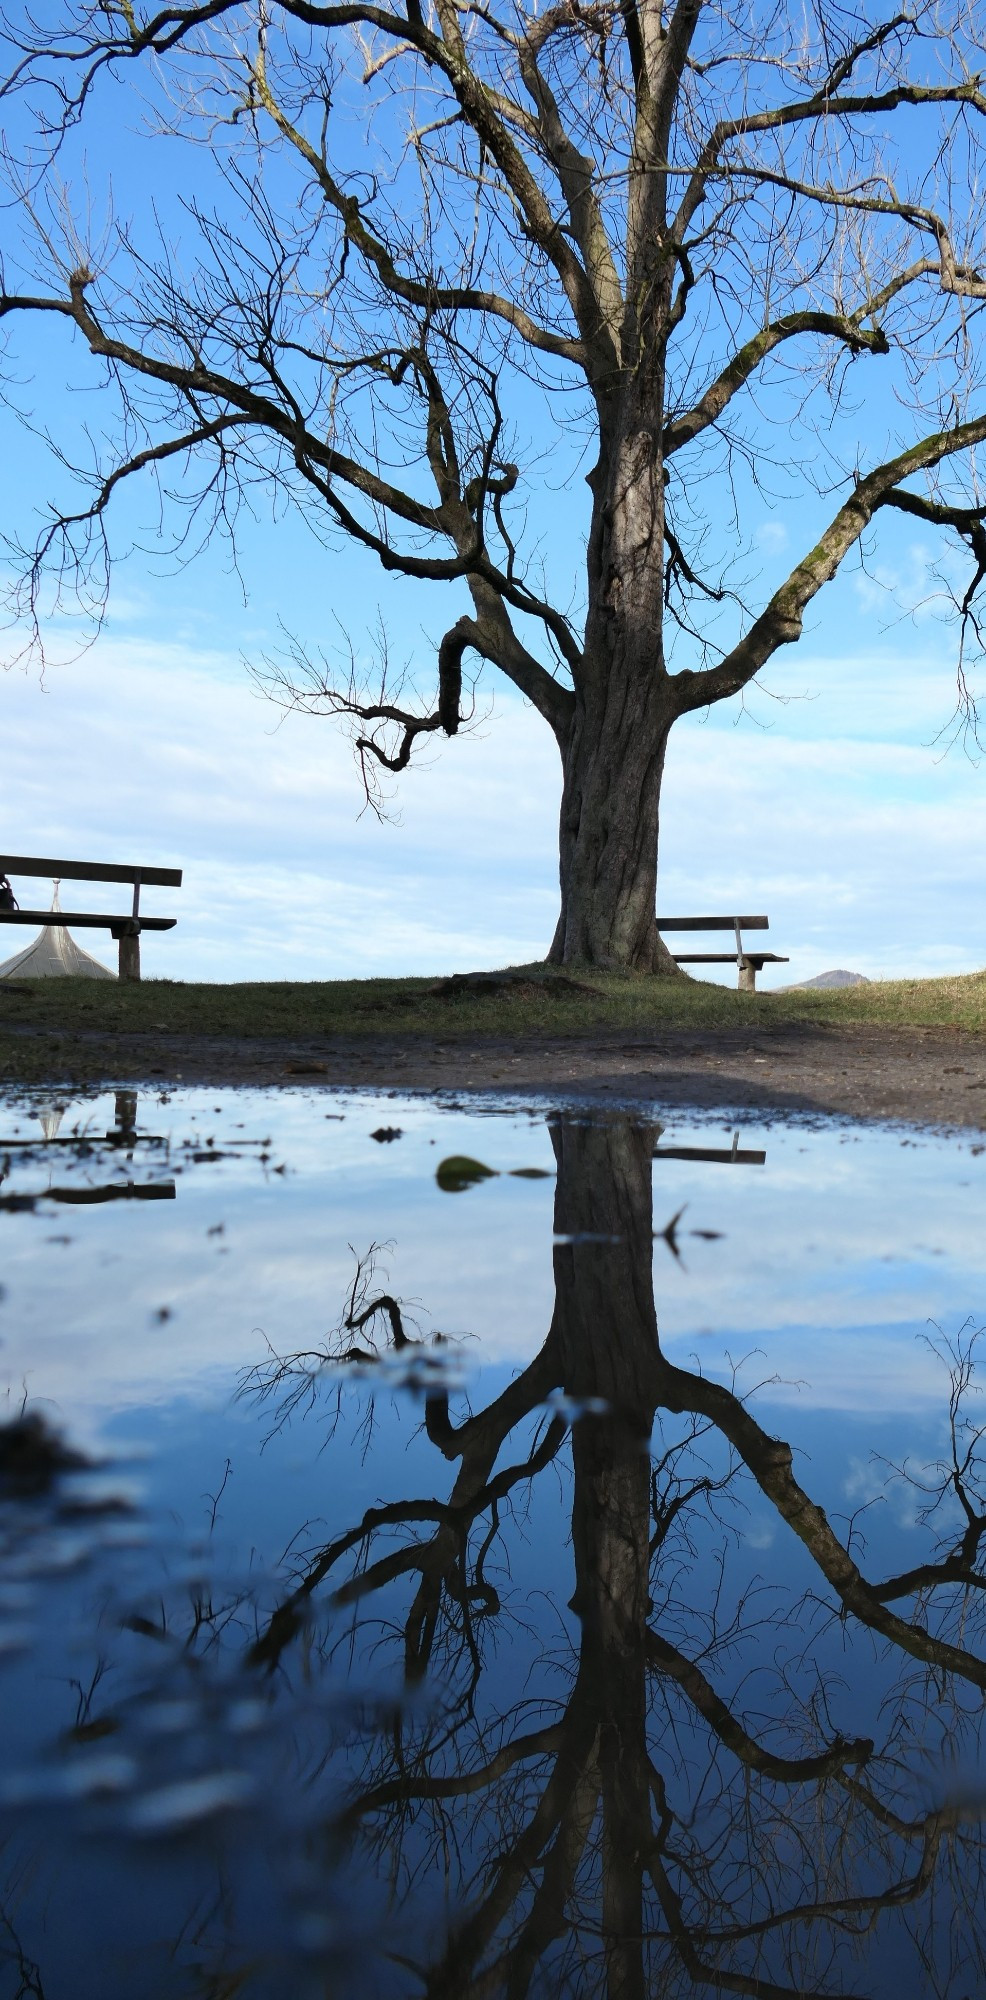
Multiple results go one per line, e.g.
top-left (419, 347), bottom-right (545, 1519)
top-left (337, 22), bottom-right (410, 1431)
top-left (1, 36), bottom-right (984, 984)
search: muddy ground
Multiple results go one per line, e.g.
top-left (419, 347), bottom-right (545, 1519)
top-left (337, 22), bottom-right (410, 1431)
top-left (2, 1019), bottom-right (986, 1132)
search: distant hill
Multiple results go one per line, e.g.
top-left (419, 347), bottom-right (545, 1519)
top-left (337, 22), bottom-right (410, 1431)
top-left (780, 969), bottom-right (870, 990)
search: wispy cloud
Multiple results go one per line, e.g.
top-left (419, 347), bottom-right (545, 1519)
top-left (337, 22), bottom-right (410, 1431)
top-left (4, 634), bottom-right (984, 981)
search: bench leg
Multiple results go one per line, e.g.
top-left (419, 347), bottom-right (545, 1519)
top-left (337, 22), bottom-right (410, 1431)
top-left (738, 961), bottom-right (756, 993)
top-left (119, 932), bottom-right (141, 982)
top-left (112, 1090), bottom-right (138, 1143)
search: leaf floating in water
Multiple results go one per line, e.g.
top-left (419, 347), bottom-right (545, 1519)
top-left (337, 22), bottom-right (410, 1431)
top-left (508, 1168), bottom-right (553, 1179)
top-left (436, 1155), bottom-right (498, 1193)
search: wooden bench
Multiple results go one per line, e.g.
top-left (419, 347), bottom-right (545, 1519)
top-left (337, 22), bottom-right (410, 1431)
top-left (658, 914), bottom-right (787, 992)
top-left (0, 854), bottom-right (182, 981)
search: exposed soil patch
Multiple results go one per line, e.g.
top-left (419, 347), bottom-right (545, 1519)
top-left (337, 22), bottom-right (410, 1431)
top-left (2, 1018), bottom-right (985, 1133)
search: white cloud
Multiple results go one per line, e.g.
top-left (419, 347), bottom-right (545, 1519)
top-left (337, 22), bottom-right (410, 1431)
top-left (3, 632), bottom-right (984, 981)
top-left (3, 640), bottom-right (561, 977)
top-left (756, 521), bottom-right (789, 552)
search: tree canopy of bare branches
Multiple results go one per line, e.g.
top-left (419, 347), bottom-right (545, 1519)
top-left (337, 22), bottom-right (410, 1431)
top-left (3, 0), bottom-right (986, 963)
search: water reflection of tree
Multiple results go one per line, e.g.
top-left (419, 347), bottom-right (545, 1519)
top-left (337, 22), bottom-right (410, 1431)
top-left (247, 1116), bottom-right (986, 1998)
top-left (5, 1115), bottom-right (984, 1995)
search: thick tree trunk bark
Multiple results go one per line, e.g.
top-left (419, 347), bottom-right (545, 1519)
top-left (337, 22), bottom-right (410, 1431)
top-left (548, 677), bottom-right (682, 972)
top-left (548, 384), bottom-right (685, 975)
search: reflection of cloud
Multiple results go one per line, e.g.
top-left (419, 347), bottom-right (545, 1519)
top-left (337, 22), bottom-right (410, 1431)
top-left (0, 1093), bottom-right (561, 1429)
top-left (709, 1328), bottom-right (950, 1413)
top-left (1, 1101), bottom-right (983, 1433)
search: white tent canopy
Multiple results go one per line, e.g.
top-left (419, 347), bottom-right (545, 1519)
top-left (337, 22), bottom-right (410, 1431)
top-left (0, 882), bottom-right (115, 980)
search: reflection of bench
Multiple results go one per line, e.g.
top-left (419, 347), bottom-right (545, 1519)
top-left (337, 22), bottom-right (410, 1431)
top-left (654, 1135), bottom-right (766, 1165)
top-left (658, 915), bottom-right (787, 992)
top-left (0, 1092), bottom-right (175, 1205)
top-left (1, 1181), bottom-right (175, 1210)
top-left (48, 1182), bottom-right (176, 1205)
top-left (0, 853), bottom-right (182, 981)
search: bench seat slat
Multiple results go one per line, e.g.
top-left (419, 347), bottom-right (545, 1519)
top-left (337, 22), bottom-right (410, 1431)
top-left (672, 951), bottom-right (788, 964)
top-left (0, 854), bottom-right (182, 888)
top-left (0, 911), bottom-right (177, 932)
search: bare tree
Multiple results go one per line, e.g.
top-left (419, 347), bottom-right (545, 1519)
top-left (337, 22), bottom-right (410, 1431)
top-left (2, 0), bottom-right (986, 966)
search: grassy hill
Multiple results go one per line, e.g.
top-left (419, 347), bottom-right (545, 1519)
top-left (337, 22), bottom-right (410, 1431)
top-left (2, 964), bottom-right (985, 1042)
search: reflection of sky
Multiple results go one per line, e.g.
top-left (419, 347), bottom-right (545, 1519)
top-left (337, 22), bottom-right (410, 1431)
top-left (2, 1088), bottom-right (986, 1999)
top-left (1, 1088), bottom-right (984, 1438)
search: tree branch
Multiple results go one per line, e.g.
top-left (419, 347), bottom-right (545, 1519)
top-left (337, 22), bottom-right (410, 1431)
top-left (250, 45), bottom-right (588, 366)
top-left (673, 74), bottom-right (986, 245)
top-left (655, 1347), bottom-right (986, 1689)
top-left (663, 311), bottom-right (890, 458)
top-left (671, 413), bottom-right (986, 712)
top-left (647, 1630), bottom-right (873, 1781)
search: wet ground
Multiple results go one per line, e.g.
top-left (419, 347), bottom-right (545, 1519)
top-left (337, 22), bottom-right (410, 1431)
top-left (2, 1019), bottom-right (986, 1130)
top-left (1, 1084), bottom-right (986, 1996)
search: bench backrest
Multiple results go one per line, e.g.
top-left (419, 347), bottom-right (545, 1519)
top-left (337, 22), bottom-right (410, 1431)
top-left (0, 854), bottom-right (182, 888)
top-left (657, 915), bottom-right (768, 932)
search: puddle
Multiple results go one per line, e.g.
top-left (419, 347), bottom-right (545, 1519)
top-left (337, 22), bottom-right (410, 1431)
top-left (0, 1086), bottom-right (985, 1996)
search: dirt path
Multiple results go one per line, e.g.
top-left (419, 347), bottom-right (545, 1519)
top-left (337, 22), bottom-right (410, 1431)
top-left (3, 1019), bottom-right (986, 1131)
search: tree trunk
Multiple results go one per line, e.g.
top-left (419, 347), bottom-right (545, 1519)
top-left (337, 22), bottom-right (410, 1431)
top-left (549, 679), bottom-right (682, 972)
top-left (548, 398), bottom-right (685, 975)
top-left (554, 1117), bottom-right (663, 1999)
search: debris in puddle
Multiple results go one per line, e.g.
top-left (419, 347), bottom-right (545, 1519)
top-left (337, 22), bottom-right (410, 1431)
top-left (436, 1155), bottom-right (554, 1190)
top-left (655, 1205), bottom-right (687, 1259)
top-left (0, 1410), bottom-right (89, 1495)
top-left (436, 1154), bottom-right (498, 1191)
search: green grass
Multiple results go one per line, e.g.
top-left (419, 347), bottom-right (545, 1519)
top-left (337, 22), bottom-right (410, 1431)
top-left (2, 963), bottom-right (986, 1041)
